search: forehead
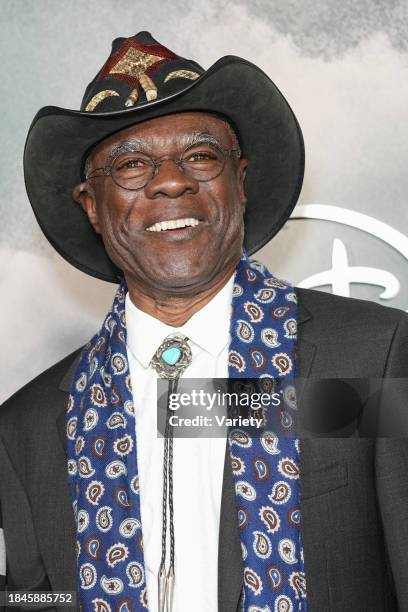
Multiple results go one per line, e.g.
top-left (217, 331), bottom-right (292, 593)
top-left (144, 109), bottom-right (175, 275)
top-left (90, 111), bottom-right (235, 161)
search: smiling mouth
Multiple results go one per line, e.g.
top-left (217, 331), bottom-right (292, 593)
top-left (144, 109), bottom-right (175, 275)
top-left (145, 217), bottom-right (202, 232)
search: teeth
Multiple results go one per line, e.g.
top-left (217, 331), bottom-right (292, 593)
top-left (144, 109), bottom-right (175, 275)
top-left (146, 217), bottom-right (200, 232)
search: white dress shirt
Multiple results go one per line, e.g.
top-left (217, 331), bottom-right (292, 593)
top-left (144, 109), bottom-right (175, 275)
top-left (125, 273), bottom-right (235, 611)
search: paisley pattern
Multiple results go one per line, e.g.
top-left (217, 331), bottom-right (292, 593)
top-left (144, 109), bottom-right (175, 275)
top-left (228, 257), bottom-right (306, 610)
top-left (67, 254), bottom-right (306, 610)
top-left (67, 284), bottom-right (148, 610)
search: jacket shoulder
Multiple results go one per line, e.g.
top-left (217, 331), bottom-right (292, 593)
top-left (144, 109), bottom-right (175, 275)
top-left (0, 348), bottom-right (82, 428)
top-left (296, 288), bottom-right (408, 377)
top-left (297, 287), bottom-right (408, 329)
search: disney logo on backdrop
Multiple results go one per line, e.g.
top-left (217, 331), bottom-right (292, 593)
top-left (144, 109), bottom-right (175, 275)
top-left (290, 205), bottom-right (408, 308)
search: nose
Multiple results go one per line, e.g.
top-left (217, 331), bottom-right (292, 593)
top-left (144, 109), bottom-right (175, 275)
top-left (144, 159), bottom-right (199, 199)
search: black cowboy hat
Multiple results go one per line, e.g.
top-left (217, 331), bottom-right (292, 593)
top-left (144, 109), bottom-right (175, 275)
top-left (24, 31), bottom-right (304, 283)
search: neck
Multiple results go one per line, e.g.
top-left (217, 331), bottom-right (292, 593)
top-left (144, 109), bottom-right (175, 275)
top-left (126, 261), bottom-right (238, 327)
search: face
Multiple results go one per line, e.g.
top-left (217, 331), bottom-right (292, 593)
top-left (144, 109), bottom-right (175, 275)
top-left (74, 111), bottom-right (248, 297)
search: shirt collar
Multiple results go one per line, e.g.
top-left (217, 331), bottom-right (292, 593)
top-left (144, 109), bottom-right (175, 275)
top-left (125, 272), bottom-right (235, 368)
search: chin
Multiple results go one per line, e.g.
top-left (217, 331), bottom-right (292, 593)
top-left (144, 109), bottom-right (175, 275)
top-left (146, 258), bottom-right (218, 292)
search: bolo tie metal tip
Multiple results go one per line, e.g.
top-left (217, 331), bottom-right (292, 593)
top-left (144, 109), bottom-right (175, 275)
top-left (158, 564), bottom-right (175, 612)
top-left (158, 564), bottom-right (167, 612)
top-left (166, 566), bottom-right (175, 612)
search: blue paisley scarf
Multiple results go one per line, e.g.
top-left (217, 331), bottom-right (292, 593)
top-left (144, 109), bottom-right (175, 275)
top-left (66, 254), bottom-right (307, 611)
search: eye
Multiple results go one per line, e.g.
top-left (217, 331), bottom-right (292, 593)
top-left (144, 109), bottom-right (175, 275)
top-left (187, 151), bottom-right (217, 161)
top-left (114, 156), bottom-right (151, 171)
top-left (183, 147), bottom-right (222, 166)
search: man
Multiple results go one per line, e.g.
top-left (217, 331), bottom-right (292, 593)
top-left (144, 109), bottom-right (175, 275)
top-left (1, 31), bottom-right (408, 612)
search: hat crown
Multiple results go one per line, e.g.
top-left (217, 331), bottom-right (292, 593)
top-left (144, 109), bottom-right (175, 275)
top-left (80, 31), bottom-right (205, 113)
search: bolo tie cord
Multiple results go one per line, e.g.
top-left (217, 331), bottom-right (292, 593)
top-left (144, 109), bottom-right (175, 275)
top-left (158, 377), bottom-right (177, 611)
top-left (150, 334), bottom-right (192, 612)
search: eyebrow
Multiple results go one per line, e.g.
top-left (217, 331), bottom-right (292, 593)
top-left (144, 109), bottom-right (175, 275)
top-left (106, 139), bottom-right (148, 166)
top-left (185, 132), bottom-right (225, 149)
top-left (105, 132), bottom-right (228, 164)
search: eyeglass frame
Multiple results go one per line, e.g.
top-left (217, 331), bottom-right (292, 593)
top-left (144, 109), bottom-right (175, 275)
top-left (84, 142), bottom-right (242, 191)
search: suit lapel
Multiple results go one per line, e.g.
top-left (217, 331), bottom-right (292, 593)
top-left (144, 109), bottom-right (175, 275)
top-left (56, 352), bottom-right (81, 456)
top-left (28, 395), bottom-right (77, 594)
top-left (218, 440), bottom-right (244, 612)
top-left (56, 408), bottom-right (68, 456)
top-left (29, 353), bottom-right (82, 594)
top-left (297, 293), bottom-right (316, 380)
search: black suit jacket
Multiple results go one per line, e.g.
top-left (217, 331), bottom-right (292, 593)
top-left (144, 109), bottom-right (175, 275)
top-left (1, 288), bottom-right (408, 611)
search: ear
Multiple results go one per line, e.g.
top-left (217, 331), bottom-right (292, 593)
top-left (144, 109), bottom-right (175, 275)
top-left (237, 158), bottom-right (248, 211)
top-left (72, 182), bottom-right (102, 234)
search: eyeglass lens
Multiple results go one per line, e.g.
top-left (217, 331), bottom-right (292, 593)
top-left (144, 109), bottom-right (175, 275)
top-left (111, 144), bottom-right (227, 190)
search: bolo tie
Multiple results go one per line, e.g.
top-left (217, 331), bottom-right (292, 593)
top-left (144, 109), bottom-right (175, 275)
top-left (150, 333), bottom-right (192, 612)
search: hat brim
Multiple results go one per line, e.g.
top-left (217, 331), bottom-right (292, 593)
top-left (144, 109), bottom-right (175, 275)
top-left (24, 55), bottom-right (304, 283)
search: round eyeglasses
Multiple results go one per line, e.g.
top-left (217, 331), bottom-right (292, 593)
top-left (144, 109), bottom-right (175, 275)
top-left (85, 143), bottom-right (241, 191)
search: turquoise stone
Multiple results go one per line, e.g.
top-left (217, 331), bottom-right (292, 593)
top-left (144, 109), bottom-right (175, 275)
top-left (162, 346), bottom-right (182, 366)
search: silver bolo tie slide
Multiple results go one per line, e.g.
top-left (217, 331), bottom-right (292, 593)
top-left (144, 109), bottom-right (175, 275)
top-left (150, 333), bottom-right (192, 612)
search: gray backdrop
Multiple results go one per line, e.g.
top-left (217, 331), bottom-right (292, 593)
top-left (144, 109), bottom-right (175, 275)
top-left (1, 0), bottom-right (408, 402)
